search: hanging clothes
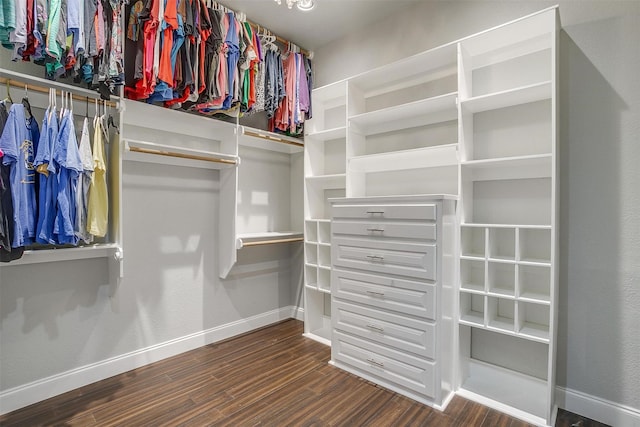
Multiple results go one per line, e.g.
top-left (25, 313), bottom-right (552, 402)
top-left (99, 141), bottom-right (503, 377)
top-left (87, 114), bottom-right (108, 238)
top-left (75, 117), bottom-right (94, 244)
top-left (0, 103), bottom-right (40, 248)
top-left (34, 103), bottom-right (59, 244)
top-left (0, 101), bottom-right (24, 262)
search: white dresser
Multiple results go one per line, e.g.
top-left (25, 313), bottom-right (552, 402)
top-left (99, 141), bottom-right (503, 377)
top-left (329, 195), bottom-right (456, 409)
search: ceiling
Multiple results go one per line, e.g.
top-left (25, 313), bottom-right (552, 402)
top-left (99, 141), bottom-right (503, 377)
top-left (217, 0), bottom-right (423, 52)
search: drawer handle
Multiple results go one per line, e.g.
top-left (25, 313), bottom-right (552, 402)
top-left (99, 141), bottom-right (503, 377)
top-left (367, 358), bottom-right (384, 368)
top-left (366, 290), bottom-right (385, 297)
top-left (366, 324), bottom-right (385, 333)
top-left (366, 228), bottom-right (385, 233)
top-left (366, 211), bottom-right (385, 215)
top-left (366, 255), bottom-right (384, 262)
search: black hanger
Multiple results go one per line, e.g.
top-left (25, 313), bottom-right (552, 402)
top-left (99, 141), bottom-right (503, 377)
top-left (107, 114), bottom-right (119, 134)
top-left (22, 85), bottom-right (33, 118)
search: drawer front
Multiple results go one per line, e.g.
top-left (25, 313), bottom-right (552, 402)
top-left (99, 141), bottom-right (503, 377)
top-left (332, 204), bottom-right (437, 221)
top-left (332, 269), bottom-right (435, 320)
top-left (333, 331), bottom-right (436, 399)
top-left (333, 300), bottom-right (436, 359)
top-left (332, 237), bottom-right (436, 280)
top-left (332, 221), bottom-right (437, 241)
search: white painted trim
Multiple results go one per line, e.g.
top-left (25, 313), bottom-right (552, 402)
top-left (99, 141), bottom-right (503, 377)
top-left (0, 306), bottom-right (300, 415)
top-left (556, 386), bottom-right (640, 427)
top-left (292, 306), bottom-right (305, 321)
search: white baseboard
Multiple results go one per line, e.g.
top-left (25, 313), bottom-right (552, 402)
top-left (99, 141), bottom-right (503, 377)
top-left (292, 306), bottom-right (304, 321)
top-left (0, 306), bottom-right (301, 415)
top-left (556, 386), bottom-right (640, 427)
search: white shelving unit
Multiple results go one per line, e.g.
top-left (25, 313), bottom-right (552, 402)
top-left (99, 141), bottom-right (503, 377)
top-left (456, 7), bottom-right (559, 426)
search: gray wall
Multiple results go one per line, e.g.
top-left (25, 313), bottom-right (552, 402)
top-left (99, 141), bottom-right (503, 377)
top-left (314, 0), bottom-right (640, 411)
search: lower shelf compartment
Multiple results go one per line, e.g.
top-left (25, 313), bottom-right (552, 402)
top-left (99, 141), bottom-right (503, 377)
top-left (459, 358), bottom-right (549, 425)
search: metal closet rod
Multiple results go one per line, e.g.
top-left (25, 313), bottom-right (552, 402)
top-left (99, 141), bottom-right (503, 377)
top-left (212, 1), bottom-right (310, 56)
top-left (128, 145), bottom-right (238, 165)
top-left (242, 129), bottom-right (304, 147)
top-left (0, 76), bottom-right (118, 108)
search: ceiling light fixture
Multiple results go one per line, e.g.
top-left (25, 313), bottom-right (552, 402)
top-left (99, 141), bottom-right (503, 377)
top-left (274, 0), bottom-right (315, 12)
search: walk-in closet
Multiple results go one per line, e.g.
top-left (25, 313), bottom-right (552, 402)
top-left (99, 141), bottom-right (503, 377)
top-left (1, 1), bottom-right (639, 426)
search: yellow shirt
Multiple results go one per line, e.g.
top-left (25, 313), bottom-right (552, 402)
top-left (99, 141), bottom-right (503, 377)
top-left (87, 116), bottom-right (108, 237)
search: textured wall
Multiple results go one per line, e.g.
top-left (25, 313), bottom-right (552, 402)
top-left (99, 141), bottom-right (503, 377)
top-left (313, 0), bottom-right (640, 412)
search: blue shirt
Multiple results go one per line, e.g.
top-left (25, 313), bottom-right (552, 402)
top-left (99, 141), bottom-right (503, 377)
top-left (0, 104), bottom-right (40, 247)
top-left (34, 107), bottom-right (58, 244)
top-left (52, 111), bottom-right (83, 245)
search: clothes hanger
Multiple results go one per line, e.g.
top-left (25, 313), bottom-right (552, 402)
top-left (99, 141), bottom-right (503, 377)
top-left (4, 80), bottom-right (13, 104)
top-left (22, 84), bottom-right (33, 119)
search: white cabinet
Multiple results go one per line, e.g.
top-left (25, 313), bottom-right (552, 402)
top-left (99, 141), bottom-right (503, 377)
top-left (456, 7), bottom-right (559, 426)
top-left (330, 196), bottom-right (456, 409)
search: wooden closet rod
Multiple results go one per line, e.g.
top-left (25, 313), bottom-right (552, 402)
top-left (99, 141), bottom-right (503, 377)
top-left (241, 237), bottom-right (304, 247)
top-left (243, 129), bottom-right (304, 148)
top-left (0, 77), bottom-right (118, 108)
top-left (128, 146), bottom-right (238, 165)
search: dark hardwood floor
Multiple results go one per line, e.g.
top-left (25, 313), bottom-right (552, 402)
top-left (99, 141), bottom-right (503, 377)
top-left (0, 319), bottom-right (608, 427)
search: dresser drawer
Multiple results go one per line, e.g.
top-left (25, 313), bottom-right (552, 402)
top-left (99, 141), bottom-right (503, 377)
top-left (333, 300), bottom-right (436, 359)
top-left (332, 269), bottom-right (436, 320)
top-left (332, 221), bottom-right (436, 241)
top-left (332, 204), bottom-right (437, 221)
top-left (332, 237), bottom-right (436, 280)
top-left (333, 330), bottom-right (436, 399)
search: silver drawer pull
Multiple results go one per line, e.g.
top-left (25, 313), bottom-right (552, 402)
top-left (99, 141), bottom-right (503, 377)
top-left (366, 228), bottom-right (385, 233)
top-left (366, 211), bottom-right (385, 215)
top-left (366, 324), bottom-right (384, 333)
top-left (367, 358), bottom-right (384, 368)
top-left (366, 255), bottom-right (384, 261)
top-left (366, 290), bottom-right (385, 297)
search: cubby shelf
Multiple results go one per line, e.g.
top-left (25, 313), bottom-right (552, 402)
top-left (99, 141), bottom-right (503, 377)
top-left (461, 153), bottom-right (552, 181)
top-left (349, 92), bottom-right (458, 136)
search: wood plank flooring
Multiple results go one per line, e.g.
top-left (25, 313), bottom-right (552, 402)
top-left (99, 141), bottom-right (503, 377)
top-left (0, 319), bottom-right (608, 427)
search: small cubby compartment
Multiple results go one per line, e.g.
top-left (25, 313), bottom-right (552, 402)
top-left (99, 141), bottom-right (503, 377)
top-left (461, 226), bottom-right (485, 258)
top-left (517, 301), bottom-right (550, 342)
top-left (488, 228), bottom-right (516, 261)
top-left (519, 228), bottom-right (551, 263)
top-left (487, 296), bottom-right (515, 333)
top-left (461, 177), bottom-right (552, 225)
top-left (305, 136), bottom-right (347, 177)
top-left (318, 267), bottom-right (331, 292)
top-left (518, 264), bottom-right (551, 303)
top-left (460, 292), bottom-right (485, 326)
top-left (305, 221), bottom-right (318, 243)
top-left (460, 259), bottom-right (485, 292)
top-left (318, 245), bottom-right (331, 268)
top-left (305, 264), bottom-right (318, 288)
top-left (305, 242), bottom-right (318, 265)
top-left (318, 221), bottom-right (331, 244)
top-left (487, 262), bottom-right (515, 297)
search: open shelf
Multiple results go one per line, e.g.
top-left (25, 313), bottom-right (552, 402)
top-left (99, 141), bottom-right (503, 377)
top-left (461, 81), bottom-right (551, 114)
top-left (460, 259), bottom-right (485, 293)
top-left (460, 292), bottom-right (486, 327)
top-left (349, 144), bottom-right (458, 173)
top-left (487, 296), bottom-right (515, 333)
top-left (518, 264), bottom-right (551, 304)
top-left (488, 263), bottom-right (516, 297)
top-left (349, 92), bottom-right (458, 136)
top-left (517, 302), bottom-right (550, 342)
top-left (488, 228), bottom-right (516, 261)
top-left (461, 154), bottom-right (552, 181)
top-left (306, 126), bottom-right (347, 141)
top-left (305, 174), bottom-right (347, 189)
top-left (0, 244), bottom-right (121, 267)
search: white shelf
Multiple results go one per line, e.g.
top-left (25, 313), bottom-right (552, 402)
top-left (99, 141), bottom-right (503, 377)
top-left (461, 81), bottom-right (551, 113)
top-left (123, 139), bottom-right (238, 170)
top-left (461, 223), bottom-right (551, 230)
top-left (349, 144), bottom-right (458, 173)
top-left (349, 92), bottom-right (458, 136)
top-left (461, 154), bottom-right (552, 181)
top-left (240, 126), bottom-right (304, 154)
top-left (0, 244), bottom-right (121, 267)
top-left (305, 173), bottom-right (347, 189)
top-left (306, 126), bottom-right (347, 141)
top-left (236, 231), bottom-right (303, 249)
top-left (312, 81), bottom-right (347, 104)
